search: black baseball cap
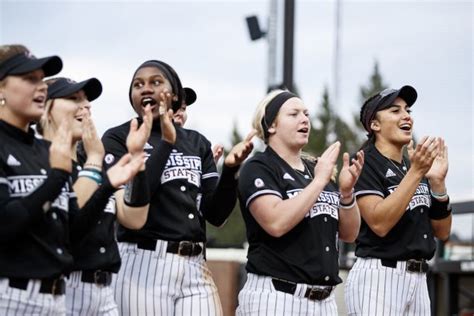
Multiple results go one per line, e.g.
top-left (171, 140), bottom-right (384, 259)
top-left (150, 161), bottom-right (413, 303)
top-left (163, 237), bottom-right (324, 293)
top-left (360, 85), bottom-right (417, 134)
top-left (47, 77), bottom-right (102, 102)
top-left (183, 87), bottom-right (197, 106)
top-left (0, 51), bottom-right (62, 81)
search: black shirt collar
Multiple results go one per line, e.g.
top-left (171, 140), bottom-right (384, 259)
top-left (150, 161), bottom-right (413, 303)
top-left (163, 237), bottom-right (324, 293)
top-left (0, 119), bottom-right (36, 144)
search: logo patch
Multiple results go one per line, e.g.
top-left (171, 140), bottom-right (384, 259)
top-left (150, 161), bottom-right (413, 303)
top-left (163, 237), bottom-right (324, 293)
top-left (283, 173), bottom-right (295, 181)
top-left (254, 178), bottom-right (264, 188)
top-left (104, 154), bottom-right (115, 165)
top-left (144, 142), bottom-right (153, 149)
top-left (385, 168), bottom-right (396, 178)
top-left (6, 154), bottom-right (21, 166)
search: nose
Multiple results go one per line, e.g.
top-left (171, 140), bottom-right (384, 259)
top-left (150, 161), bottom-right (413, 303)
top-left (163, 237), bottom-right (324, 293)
top-left (141, 82), bottom-right (154, 94)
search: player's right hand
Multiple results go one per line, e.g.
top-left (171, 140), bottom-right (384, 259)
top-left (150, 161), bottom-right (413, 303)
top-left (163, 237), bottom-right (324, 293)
top-left (126, 104), bottom-right (153, 155)
top-left (107, 152), bottom-right (146, 188)
top-left (81, 111), bottom-right (105, 165)
top-left (49, 121), bottom-right (73, 172)
top-left (313, 141), bottom-right (340, 185)
top-left (158, 89), bottom-right (176, 144)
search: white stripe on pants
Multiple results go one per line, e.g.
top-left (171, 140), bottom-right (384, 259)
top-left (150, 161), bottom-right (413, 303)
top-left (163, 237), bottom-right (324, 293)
top-left (0, 278), bottom-right (66, 315)
top-left (344, 257), bottom-right (431, 316)
top-left (66, 271), bottom-right (118, 316)
top-left (113, 241), bottom-right (223, 316)
top-left (236, 273), bottom-right (338, 316)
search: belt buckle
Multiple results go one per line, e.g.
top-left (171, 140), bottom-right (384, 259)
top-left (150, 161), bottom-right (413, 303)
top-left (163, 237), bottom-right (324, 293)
top-left (51, 277), bottom-right (63, 295)
top-left (93, 270), bottom-right (103, 285)
top-left (178, 241), bottom-right (193, 256)
top-left (307, 288), bottom-right (323, 301)
top-left (407, 259), bottom-right (423, 273)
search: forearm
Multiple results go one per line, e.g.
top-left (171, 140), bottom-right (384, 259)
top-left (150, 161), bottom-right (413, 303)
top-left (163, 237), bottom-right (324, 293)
top-left (431, 215), bottom-right (452, 241)
top-left (115, 189), bottom-right (149, 230)
top-left (145, 140), bottom-right (173, 195)
top-left (338, 201), bottom-right (361, 242)
top-left (73, 177), bottom-right (99, 208)
top-left (368, 169), bottom-right (424, 235)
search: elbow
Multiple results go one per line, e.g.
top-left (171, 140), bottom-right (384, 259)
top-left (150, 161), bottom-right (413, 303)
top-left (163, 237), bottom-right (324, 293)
top-left (436, 230), bottom-right (451, 242)
top-left (263, 223), bottom-right (288, 238)
top-left (121, 219), bottom-right (146, 230)
top-left (371, 224), bottom-right (390, 238)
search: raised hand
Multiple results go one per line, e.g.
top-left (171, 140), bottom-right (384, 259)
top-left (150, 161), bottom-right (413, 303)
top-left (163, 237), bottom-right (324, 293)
top-left (212, 144), bottom-right (224, 163)
top-left (49, 121), bottom-right (73, 172)
top-left (81, 111), bottom-right (105, 166)
top-left (338, 150), bottom-right (364, 197)
top-left (126, 104), bottom-right (153, 155)
top-left (407, 136), bottom-right (440, 176)
top-left (107, 153), bottom-right (146, 188)
top-left (158, 89), bottom-right (176, 144)
top-left (224, 130), bottom-right (257, 168)
top-left (313, 141), bottom-right (341, 185)
top-left (425, 137), bottom-right (449, 183)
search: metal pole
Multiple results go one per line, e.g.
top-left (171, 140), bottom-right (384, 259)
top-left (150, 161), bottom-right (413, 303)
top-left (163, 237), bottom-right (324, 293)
top-left (283, 0), bottom-right (295, 92)
top-left (267, 0), bottom-right (278, 91)
top-left (334, 0), bottom-right (342, 107)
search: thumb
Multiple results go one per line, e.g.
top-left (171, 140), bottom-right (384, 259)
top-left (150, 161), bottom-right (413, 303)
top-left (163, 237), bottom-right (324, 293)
top-left (342, 152), bottom-right (350, 168)
top-left (129, 118), bottom-right (138, 132)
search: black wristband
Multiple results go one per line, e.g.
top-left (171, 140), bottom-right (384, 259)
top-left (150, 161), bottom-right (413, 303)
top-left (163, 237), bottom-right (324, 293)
top-left (429, 196), bottom-right (452, 220)
top-left (124, 171), bottom-right (150, 207)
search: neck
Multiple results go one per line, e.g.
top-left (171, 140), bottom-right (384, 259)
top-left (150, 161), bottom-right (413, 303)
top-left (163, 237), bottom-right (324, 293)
top-left (0, 108), bottom-right (30, 132)
top-left (375, 137), bottom-right (404, 162)
top-left (269, 139), bottom-right (303, 169)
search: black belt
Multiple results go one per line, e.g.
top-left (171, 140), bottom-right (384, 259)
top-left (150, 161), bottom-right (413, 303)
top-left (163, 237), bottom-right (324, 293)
top-left (381, 259), bottom-right (429, 273)
top-left (136, 240), bottom-right (204, 257)
top-left (81, 270), bottom-right (112, 286)
top-left (271, 278), bottom-right (333, 301)
top-left (8, 277), bottom-right (65, 295)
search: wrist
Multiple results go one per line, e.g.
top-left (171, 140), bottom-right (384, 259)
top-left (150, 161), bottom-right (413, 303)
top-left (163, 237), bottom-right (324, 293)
top-left (84, 160), bottom-right (102, 171)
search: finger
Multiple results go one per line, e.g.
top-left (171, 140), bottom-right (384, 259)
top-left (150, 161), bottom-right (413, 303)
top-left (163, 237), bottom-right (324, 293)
top-left (130, 118), bottom-right (138, 132)
top-left (244, 129), bottom-right (258, 143)
top-left (342, 152), bottom-right (349, 168)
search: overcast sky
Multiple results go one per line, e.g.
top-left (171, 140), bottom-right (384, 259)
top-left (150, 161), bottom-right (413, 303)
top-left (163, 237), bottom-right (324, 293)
top-left (1, 0), bottom-right (472, 206)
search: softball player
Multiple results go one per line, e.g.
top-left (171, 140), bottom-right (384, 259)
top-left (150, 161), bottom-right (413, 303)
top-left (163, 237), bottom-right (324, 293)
top-left (236, 90), bottom-right (364, 316)
top-left (39, 76), bottom-right (150, 315)
top-left (102, 60), bottom-right (253, 316)
top-left (0, 44), bottom-right (73, 315)
top-left (344, 86), bottom-right (452, 315)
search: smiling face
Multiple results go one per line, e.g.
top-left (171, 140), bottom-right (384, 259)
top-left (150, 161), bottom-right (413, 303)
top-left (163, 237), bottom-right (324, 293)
top-left (130, 66), bottom-right (175, 120)
top-left (0, 69), bottom-right (47, 127)
top-left (268, 97), bottom-right (310, 150)
top-left (48, 90), bottom-right (90, 141)
top-left (372, 97), bottom-right (413, 146)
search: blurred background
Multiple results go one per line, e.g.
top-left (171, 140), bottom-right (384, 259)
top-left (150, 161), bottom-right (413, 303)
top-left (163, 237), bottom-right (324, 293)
top-left (1, 0), bottom-right (472, 314)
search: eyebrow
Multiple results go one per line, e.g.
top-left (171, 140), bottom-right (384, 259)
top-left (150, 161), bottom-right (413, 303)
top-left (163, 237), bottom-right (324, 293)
top-left (133, 74), bottom-right (165, 81)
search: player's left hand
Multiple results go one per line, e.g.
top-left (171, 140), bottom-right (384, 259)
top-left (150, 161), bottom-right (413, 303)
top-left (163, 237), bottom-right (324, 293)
top-left (338, 150), bottom-right (364, 197)
top-left (107, 152), bottom-right (146, 188)
top-left (224, 130), bottom-right (257, 168)
top-left (126, 104), bottom-right (153, 155)
top-left (158, 89), bottom-right (176, 144)
top-left (212, 144), bottom-right (224, 164)
top-left (425, 137), bottom-right (448, 183)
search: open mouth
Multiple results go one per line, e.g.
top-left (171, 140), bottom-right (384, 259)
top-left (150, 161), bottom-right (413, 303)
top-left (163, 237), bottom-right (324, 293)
top-left (141, 97), bottom-right (157, 107)
top-left (298, 127), bottom-right (309, 133)
top-left (74, 116), bottom-right (83, 122)
top-left (399, 123), bottom-right (411, 131)
top-left (33, 95), bottom-right (45, 103)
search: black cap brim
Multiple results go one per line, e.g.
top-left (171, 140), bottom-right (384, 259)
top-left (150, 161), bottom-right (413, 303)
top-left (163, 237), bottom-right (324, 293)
top-left (379, 85), bottom-right (418, 111)
top-left (48, 78), bottom-right (102, 102)
top-left (184, 87), bottom-right (197, 106)
top-left (9, 55), bottom-right (63, 78)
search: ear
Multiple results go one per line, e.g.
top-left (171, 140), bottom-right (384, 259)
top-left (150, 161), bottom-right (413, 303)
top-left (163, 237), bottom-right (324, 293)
top-left (370, 120), bottom-right (380, 132)
top-left (172, 94), bottom-right (178, 101)
top-left (267, 123), bottom-right (276, 135)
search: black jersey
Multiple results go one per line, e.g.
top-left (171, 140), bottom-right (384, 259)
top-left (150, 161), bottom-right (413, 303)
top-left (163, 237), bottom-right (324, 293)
top-left (68, 160), bottom-right (120, 273)
top-left (354, 142), bottom-right (436, 261)
top-left (102, 119), bottom-right (222, 243)
top-left (238, 146), bottom-right (342, 286)
top-left (0, 120), bottom-right (74, 279)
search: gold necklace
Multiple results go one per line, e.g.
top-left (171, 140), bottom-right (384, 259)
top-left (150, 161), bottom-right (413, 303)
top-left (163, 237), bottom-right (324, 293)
top-left (294, 160), bottom-right (313, 180)
top-left (386, 156), bottom-right (408, 176)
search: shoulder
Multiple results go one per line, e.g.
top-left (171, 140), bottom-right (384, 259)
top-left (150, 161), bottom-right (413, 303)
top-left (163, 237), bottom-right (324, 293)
top-left (102, 120), bottom-right (132, 142)
top-left (178, 127), bottom-right (211, 145)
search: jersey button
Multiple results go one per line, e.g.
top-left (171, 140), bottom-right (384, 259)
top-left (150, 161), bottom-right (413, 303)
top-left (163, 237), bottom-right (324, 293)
top-left (423, 234), bottom-right (427, 239)
top-left (324, 276), bottom-right (330, 281)
top-left (42, 201), bottom-right (51, 212)
top-left (76, 165), bottom-right (82, 171)
top-left (51, 212), bottom-right (57, 220)
top-left (180, 186), bottom-right (186, 192)
top-left (324, 217), bottom-right (328, 222)
top-left (188, 213), bottom-right (195, 219)
top-left (325, 246), bottom-right (330, 252)
top-left (99, 247), bottom-right (106, 253)
top-left (420, 208), bottom-right (424, 213)
top-left (56, 248), bottom-right (63, 255)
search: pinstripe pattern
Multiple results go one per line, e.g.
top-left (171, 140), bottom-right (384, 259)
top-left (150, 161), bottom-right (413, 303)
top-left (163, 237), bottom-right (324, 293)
top-left (237, 273), bottom-right (338, 316)
top-left (344, 258), bottom-right (430, 315)
top-left (113, 241), bottom-right (222, 316)
top-left (66, 271), bottom-right (118, 316)
top-left (0, 278), bottom-right (66, 315)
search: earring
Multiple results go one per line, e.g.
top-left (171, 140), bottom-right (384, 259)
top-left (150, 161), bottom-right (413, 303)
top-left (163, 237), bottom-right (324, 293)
top-left (0, 98), bottom-right (5, 106)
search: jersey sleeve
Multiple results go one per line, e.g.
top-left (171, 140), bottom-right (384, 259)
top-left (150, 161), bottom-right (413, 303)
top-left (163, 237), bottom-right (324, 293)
top-left (238, 158), bottom-right (283, 209)
top-left (101, 128), bottom-right (128, 171)
top-left (354, 159), bottom-right (385, 198)
top-left (0, 166), bottom-right (70, 240)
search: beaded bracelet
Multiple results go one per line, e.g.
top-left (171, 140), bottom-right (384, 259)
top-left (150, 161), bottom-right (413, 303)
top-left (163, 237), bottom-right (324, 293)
top-left (78, 169), bottom-right (102, 185)
top-left (340, 194), bottom-right (356, 209)
top-left (84, 162), bottom-right (102, 171)
top-left (430, 189), bottom-right (448, 200)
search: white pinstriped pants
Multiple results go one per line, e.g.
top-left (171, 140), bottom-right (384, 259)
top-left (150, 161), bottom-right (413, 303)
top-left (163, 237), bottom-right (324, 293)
top-left (344, 258), bottom-right (431, 316)
top-left (237, 273), bottom-right (338, 316)
top-left (66, 271), bottom-right (118, 316)
top-left (0, 278), bottom-right (65, 315)
top-left (113, 241), bottom-right (223, 316)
